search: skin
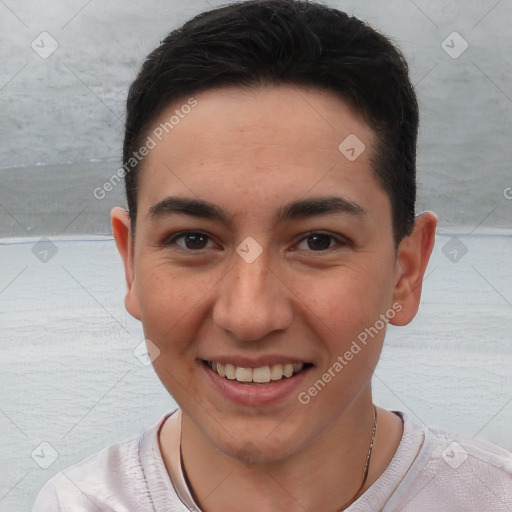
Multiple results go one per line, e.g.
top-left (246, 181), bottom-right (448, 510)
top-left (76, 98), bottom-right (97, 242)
top-left (111, 84), bottom-right (437, 511)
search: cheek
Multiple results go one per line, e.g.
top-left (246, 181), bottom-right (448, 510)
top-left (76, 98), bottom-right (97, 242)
top-left (301, 261), bottom-right (394, 339)
top-left (135, 266), bottom-right (206, 397)
top-left (134, 263), bottom-right (209, 349)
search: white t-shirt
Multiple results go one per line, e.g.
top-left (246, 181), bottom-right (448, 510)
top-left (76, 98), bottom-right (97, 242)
top-left (32, 408), bottom-right (512, 511)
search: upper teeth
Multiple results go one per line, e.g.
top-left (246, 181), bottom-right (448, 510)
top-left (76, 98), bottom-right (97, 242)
top-left (208, 362), bottom-right (304, 383)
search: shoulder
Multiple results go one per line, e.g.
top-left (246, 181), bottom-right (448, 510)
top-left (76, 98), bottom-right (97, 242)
top-left (386, 414), bottom-right (512, 511)
top-left (32, 413), bottom-right (174, 512)
top-left (421, 421), bottom-right (512, 482)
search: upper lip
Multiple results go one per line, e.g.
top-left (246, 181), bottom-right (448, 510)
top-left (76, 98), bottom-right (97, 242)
top-left (200, 356), bottom-right (312, 368)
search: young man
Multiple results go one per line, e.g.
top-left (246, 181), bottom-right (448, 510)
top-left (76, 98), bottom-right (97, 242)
top-left (33, 1), bottom-right (512, 510)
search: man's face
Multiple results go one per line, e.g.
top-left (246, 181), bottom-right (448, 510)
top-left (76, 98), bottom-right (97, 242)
top-left (124, 85), bottom-right (403, 461)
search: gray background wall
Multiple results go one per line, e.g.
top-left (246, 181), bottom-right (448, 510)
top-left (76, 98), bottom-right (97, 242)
top-left (1, 1), bottom-right (511, 511)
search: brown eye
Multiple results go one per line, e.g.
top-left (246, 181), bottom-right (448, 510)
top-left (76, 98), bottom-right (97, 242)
top-left (306, 234), bottom-right (333, 251)
top-left (167, 231), bottom-right (214, 251)
top-left (295, 232), bottom-right (348, 252)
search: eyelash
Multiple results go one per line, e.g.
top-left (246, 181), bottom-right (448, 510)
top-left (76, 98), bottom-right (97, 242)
top-left (162, 230), bottom-right (349, 254)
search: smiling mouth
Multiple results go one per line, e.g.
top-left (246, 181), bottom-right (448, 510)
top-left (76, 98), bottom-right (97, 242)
top-left (203, 360), bottom-right (313, 383)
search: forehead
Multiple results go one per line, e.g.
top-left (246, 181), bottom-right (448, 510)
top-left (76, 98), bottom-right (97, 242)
top-left (136, 84), bottom-right (388, 226)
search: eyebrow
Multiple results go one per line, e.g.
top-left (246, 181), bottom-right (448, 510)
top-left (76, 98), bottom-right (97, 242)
top-left (147, 195), bottom-right (366, 229)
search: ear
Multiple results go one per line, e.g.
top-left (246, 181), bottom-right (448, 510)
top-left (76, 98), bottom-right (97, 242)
top-left (111, 207), bottom-right (141, 320)
top-left (390, 211), bottom-right (437, 326)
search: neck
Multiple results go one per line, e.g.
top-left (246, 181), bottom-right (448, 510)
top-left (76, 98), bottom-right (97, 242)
top-left (168, 396), bottom-right (403, 512)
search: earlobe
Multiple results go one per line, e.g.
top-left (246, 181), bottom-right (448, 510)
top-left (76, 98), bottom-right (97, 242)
top-left (390, 211), bottom-right (437, 326)
top-left (110, 207), bottom-right (141, 320)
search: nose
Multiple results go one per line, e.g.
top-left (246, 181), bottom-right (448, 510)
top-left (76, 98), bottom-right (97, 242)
top-left (212, 251), bottom-right (293, 342)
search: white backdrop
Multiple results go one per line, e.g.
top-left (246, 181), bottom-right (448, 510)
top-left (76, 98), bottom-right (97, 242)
top-left (1, 1), bottom-right (511, 511)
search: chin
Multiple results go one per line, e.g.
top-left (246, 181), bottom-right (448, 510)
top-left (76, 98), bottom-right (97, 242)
top-left (208, 418), bottom-right (311, 467)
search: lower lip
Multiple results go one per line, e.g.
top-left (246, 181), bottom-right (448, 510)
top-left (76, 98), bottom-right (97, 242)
top-left (201, 362), bottom-right (313, 406)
